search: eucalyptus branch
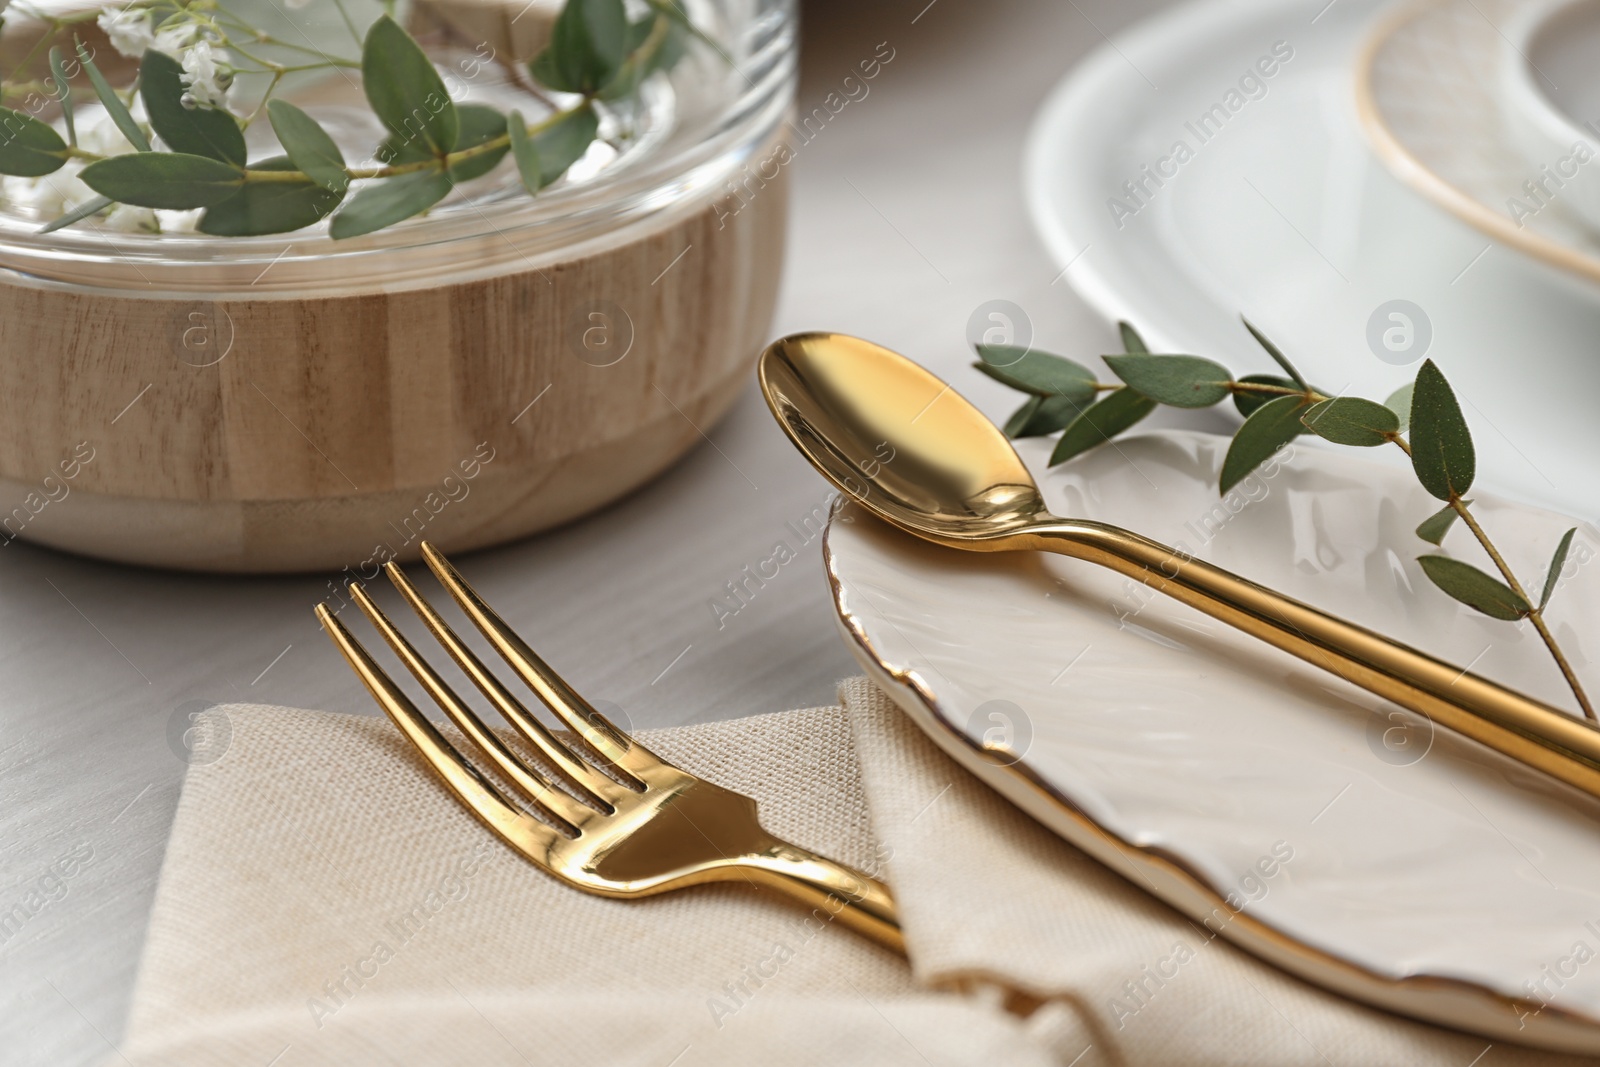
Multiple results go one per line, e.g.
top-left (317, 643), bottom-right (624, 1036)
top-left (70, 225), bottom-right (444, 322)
top-left (0, 80), bottom-right (57, 102)
top-left (970, 320), bottom-right (1594, 723)
top-left (329, 0), bottom-right (364, 48)
top-left (1451, 496), bottom-right (1594, 720)
top-left (238, 69), bottom-right (284, 129)
top-left (238, 99), bottom-right (594, 183)
top-left (199, 5), bottom-right (359, 62)
top-left (1229, 381), bottom-right (1322, 400)
top-left (8, 7), bottom-right (101, 76)
top-left (0, 0), bottom-right (695, 238)
top-left (1386, 436), bottom-right (1593, 721)
top-left (501, 55), bottom-right (562, 111)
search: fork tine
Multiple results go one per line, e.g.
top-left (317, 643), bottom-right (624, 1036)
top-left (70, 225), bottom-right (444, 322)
top-left (315, 604), bottom-right (563, 856)
top-left (420, 542), bottom-right (656, 778)
top-left (346, 581), bottom-right (591, 829)
top-left (378, 562), bottom-right (620, 808)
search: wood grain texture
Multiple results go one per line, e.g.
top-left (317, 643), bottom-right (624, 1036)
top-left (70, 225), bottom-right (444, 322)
top-left (0, 149), bottom-right (789, 572)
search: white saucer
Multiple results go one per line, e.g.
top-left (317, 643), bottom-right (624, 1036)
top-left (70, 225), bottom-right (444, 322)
top-left (1023, 0), bottom-right (1600, 523)
top-left (826, 429), bottom-right (1600, 1051)
top-left (1355, 0), bottom-right (1600, 284)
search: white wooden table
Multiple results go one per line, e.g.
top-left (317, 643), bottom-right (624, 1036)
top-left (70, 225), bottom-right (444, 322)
top-left (0, 2), bottom-right (1193, 1061)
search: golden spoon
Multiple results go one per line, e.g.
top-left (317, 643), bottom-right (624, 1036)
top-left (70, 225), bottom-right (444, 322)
top-left (758, 331), bottom-right (1600, 800)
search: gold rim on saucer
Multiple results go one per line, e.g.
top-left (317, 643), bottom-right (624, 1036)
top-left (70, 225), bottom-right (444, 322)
top-left (1352, 0), bottom-right (1600, 287)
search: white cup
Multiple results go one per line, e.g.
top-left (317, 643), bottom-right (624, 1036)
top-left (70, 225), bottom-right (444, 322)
top-left (1499, 0), bottom-right (1600, 232)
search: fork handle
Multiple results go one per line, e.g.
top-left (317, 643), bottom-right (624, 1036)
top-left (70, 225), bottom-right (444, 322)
top-left (1025, 518), bottom-right (1600, 799)
top-left (737, 839), bottom-right (904, 954)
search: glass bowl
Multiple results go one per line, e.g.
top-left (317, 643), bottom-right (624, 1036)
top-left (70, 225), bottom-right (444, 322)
top-left (0, 0), bottom-right (796, 572)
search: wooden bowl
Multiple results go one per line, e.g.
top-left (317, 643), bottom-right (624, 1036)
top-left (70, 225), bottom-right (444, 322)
top-left (0, 161), bottom-right (787, 572)
top-left (0, 4), bottom-right (793, 573)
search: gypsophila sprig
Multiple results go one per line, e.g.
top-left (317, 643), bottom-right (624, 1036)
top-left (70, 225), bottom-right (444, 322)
top-left (0, 0), bottom-right (695, 236)
top-left (971, 317), bottom-right (1595, 723)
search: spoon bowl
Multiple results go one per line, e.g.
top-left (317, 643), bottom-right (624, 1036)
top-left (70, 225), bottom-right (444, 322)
top-left (758, 332), bottom-right (1049, 543)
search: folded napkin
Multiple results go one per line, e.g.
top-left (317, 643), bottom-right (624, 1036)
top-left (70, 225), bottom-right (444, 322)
top-left (119, 680), bottom-right (1590, 1066)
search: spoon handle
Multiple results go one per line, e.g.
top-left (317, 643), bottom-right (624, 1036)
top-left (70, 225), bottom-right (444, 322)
top-left (1030, 517), bottom-right (1600, 799)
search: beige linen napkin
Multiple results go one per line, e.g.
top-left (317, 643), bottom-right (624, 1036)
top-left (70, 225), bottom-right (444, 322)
top-left (837, 679), bottom-right (1591, 1067)
top-left (118, 681), bottom-right (1592, 1066)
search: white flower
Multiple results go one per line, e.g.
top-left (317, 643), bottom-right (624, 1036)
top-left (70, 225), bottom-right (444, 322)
top-left (76, 103), bottom-right (143, 157)
top-left (154, 20), bottom-right (201, 58)
top-left (97, 8), bottom-right (157, 58)
top-left (283, 0), bottom-right (313, 8)
top-left (3, 161), bottom-right (103, 221)
top-left (103, 204), bottom-right (160, 233)
top-left (3, 173), bottom-right (68, 217)
top-left (179, 40), bottom-right (232, 108)
top-left (97, 6), bottom-right (213, 60)
top-left (156, 208), bottom-right (203, 233)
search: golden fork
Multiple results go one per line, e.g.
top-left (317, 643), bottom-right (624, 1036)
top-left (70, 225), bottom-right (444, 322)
top-left (314, 542), bottom-right (903, 954)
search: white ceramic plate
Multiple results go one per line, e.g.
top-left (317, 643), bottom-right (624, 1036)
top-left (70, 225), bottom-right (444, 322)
top-left (1023, 0), bottom-right (1600, 523)
top-left (826, 430), bottom-right (1600, 1051)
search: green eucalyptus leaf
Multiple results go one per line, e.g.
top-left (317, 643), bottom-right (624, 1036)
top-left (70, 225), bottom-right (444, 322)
top-left (1003, 396), bottom-right (1042, 438)
top-left (386, 104), bottom-right (510, 182)
top-left (48, 47), bottom-right (75, 147)
top-left (329, 168), bottom-right (452, 239)
top-left (363, 15), bottom-right (457, 157)
top-left (375, 127), bottom-right (430, 166)
top-left (599, 15), bottom-right (665, 99)
top-left (0, 106), bottom-right (69, 176)
top-left (1540, 527), bottom-right (1577, 610)
top-left (1384, 381), bottom-right (1414, 433)
top-left (446, 103), bottom-right (509, 182)
top-left (267, 100), bottom-right (347, 192)
top-left (1300, 396), bottom-right (1399, 447)
top-left (1416, 555), bottom-right (1530, 621)
top-left (1220, 394), bottom-right (1306, 494)
top-left (1414, 504), bottom-right (1460, 546)
top-left (1241, 317), bottom-right (1309, 390)
top-left (1118, 320), bottom-right (1148, 355)
top-left (38, 194), bottom-right (112, 233)
top-left (79, 152), bottom-right (244, 209)
top-left (507, 108), bottom-right (541, 195)
top-left (1409, 359), bottom-right (1475, 501)
top-left (547, 0), bottom-right (628, 93)
top-left (1011, 394), bottom-right (1084, 438)
top-left (1232, 374), bottom-right (1299, 418)
top-left (528, 47), bottom-right (572, 93)
top-left (1049, 387), bottom-right (1156, 466)
top-left (1104, 353), bottom-right (1231, 408)
top-left (199, 156), bottom-right (344, 235)
top-left (530, 104), bottom-right (598, 185)
top-left (140, 49), bottom-right (246, 166)
top-left (77, 40), bottom-right (149, 152)
top-left (975, 345), bottom-right (1097, 401)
